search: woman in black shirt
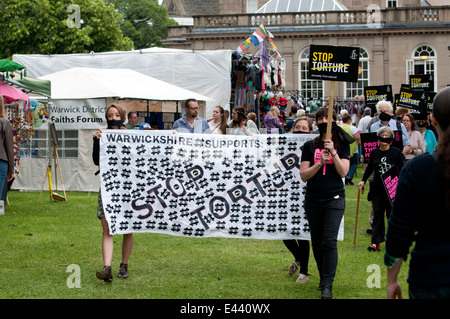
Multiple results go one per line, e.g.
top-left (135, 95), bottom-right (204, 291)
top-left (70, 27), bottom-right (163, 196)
top-left (385, 87), bottom-right (450, 299)
top-left (92, 104), bottom-right (133, 282)
top-left (358, 126), bottom-right (404, 251)
top-left (300, 107), bottom-right (350, 299)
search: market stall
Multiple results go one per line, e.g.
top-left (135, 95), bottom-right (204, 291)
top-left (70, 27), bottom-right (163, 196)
top-left (232, 24), bottom-right (290, 131)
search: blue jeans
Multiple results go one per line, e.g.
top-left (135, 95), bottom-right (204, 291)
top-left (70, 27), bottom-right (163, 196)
top-left (409, 284), bottom-right (450, 299)
top-left (0, 161), bottom-right (8, 202)
top-left (346, 152), bottom-right (358, 179)
top-left (305, 196), bottom-right (345, 288)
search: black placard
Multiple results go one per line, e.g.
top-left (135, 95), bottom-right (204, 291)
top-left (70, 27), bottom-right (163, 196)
top-left (381, 165), bottom-right (400, 205)
top-left (308, 45), bottom-right (360, 82)
top-left (397, 88), bottom-right (427, 120)
top-left (364, 85), bottom-right (393, 114)
top-left (360, 131), bottom-right (403, 164)
top-left (409, 74), bottom-right (434, 92)
top-left (426, 91), bottom-right (436, 114)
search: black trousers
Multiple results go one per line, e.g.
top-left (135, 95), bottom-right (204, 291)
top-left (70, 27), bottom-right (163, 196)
top-left (371, 188), bottom-right (391, 245)
top-left (305, 196), bottom-right (345, 288)
top-left (283, 239), bottom-right (310, 275)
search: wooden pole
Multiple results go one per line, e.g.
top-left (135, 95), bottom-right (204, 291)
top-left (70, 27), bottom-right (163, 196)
top-left (325, 81), bottom-right (335, 140)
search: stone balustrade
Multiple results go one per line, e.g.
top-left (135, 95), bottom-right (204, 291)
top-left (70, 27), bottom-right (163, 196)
top-left (191, 6), bottom-right (448, 29)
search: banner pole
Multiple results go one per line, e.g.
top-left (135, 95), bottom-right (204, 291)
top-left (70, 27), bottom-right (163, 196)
top-left (326, 81), bottom-right (335, 140)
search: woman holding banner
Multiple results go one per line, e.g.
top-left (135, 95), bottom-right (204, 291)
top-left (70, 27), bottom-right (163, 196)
top-left (300, 107), bottom-right (350, 299)
top-left (385, 86), bottom-right (450, 299)
top-left (92, 104), bottom-right (133, 282)
top-left (357, 127), bottom-right (404, 252)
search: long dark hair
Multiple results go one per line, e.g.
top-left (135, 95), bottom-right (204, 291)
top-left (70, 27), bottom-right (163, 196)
top-left (214, 106), bottom-right (227, 134)
top-left (230, 106), bottom-right (247, 128)
top-left (313, 107), bottom-right (341, 150)
top-left (433, 87), bottom-right (450, 210)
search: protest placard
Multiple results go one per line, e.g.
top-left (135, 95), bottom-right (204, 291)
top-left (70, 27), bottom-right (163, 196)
top-left (308, 45), bottom-right (360, 82)
top-left (426, 91), bottom-right (437, 114)
top-left (360, 131), bottom-right (403, 163)
top-left (364, 85), bottom-right (393, 114)
top-left (308, 44), bottom-right (360, 138)
top-left (409, 74), bottom-right (434, 92)
top-left (397, 88), bottom-right (427, 120)
top-left (381, 165), bottom-right (400, 205)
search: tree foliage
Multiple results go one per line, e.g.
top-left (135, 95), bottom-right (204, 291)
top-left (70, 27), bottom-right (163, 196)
top-left (0, 0), bottom-right (134, 58)
top-left (107, 0), bottom-right (178, 49)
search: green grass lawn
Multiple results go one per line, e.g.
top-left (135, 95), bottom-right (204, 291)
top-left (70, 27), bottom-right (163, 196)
top-left (0, 165), bottom-right (408, 299)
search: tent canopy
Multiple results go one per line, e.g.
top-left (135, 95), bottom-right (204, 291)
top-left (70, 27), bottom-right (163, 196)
top-left (39, 67), bottom-right (212, 101)
top-left (0, 81), bottom-right (29, 103)
top-left (0, 59), bottom-right (25, 72)
top-left (5, 76), bottom-right (51, 97)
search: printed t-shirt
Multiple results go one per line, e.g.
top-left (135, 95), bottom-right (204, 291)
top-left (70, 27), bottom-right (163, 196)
top-left (301, 139), bottom-right (350, 199)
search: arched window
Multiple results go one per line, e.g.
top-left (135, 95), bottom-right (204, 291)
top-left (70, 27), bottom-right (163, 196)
top-left (298, 47), bottom-right (323, 100)
top-left (407, 45), bottom-right (436, 89)
top-left (345, 47), bottom-right (369, 98)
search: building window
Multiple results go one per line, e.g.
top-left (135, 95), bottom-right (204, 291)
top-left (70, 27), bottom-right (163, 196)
top-left (20, 129), bottom-right (79, 159)
top-left (387, 0), bottom-right (398, 8)
top-left (247, 0), bottom-right (258, 13)
top-left (345, 47), bottom-right (369, 98)
top-left (299, 47), bottom-right (324, 100)
top-left (407, 45), bottom-right (436, 88)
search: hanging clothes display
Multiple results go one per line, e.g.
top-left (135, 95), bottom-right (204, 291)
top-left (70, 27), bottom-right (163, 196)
top-left (231, 25), bottom-right (287, 132)
top-left (234, 61), bottom-right (247, 107)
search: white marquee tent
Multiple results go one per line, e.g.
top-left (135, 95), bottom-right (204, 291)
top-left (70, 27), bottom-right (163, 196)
top-left (12, 67), bottom-right (213, 193)
top-left (40, 67), bottom-right (213, 102)
top-left (13, 47), bottom-right (232, 116)
top-left (12, 48), bottom-right (232, 193)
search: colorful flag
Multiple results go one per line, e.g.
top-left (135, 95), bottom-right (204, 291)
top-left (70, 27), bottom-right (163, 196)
top-left (235, 24), bottom-right (282, 58)
top-left (249, 35), bottom-right (259, 46)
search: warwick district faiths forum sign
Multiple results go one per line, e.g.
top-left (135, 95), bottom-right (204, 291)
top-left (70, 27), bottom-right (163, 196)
top-left (99, 130), bottom-right (345, 241)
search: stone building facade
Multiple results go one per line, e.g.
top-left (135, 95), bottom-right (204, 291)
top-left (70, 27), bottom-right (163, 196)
top-left (162, 0), bottom-right (450, 101)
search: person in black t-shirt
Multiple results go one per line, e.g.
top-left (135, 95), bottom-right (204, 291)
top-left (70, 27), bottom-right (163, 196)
top-left (93, 104), bottom-right (133, 282)
top-left (358, 126), bottom-right (404, 252)
top-left (385, 86), bottom-right (450, 299)
top-left (300, 107), bottom-right (350, 299)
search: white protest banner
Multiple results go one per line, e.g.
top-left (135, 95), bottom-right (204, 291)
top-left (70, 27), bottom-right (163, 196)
top-left (99, 130), bottom-right (344, 240)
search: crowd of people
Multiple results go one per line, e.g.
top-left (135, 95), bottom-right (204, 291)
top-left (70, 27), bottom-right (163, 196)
top-left (91, 87), bottom-right (450, 299)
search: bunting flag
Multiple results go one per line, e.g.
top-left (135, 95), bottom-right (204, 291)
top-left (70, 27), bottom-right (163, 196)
top-left (266, 29), bottom-right (282, 59)
top-left (235, 24), bottom-right (282, 59)
top-left (252, 24), bottom-right (268, 43)
top-left (249, 35), bottom-right (259, 46)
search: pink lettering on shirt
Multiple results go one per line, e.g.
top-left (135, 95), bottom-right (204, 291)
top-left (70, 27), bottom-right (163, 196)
top-left (314, 148), bottom-right (336, 175)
